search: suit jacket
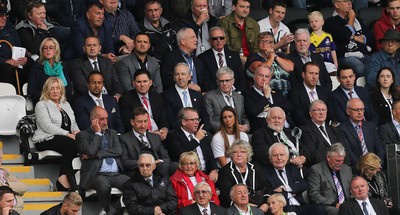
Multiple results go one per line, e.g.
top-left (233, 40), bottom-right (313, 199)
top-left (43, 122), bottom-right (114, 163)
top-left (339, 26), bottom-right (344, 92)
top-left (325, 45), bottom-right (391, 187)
top-left (73, 93), bottom-right (124, 133)
top-left (180, 202), bottom-right (226, 215)
top-left (119, 131), bottom-right (171, 177)
top-left (119, 89), bottom-right (168, 132)
top-left (162, 87), bottom-right (210, 131)
top-left (287, 51), bottom-right (332, 91)
top-left (370, 90), bottom-right (395, 126)
top-left (379, 122), bottom-right (400, 145)
top-left (68, 55), bottom-right (123, 97)
top-left (338, 198), bottom-right (389, 215)
top-left (338, 120), bottom-right (385, 166)
top-left (197, 47), bottom-right (246, 92)
top-left (300, 120), bottom-right (341, 166)
top-left (262, 165), bottom-right (307, 205)
top-left (329, 86), bottom-right (377, 124)
top-left (225, 205), bottom-right (264, 215)
top-left (251, 127), bottom-right (301, 166)
top-left (160, 48), bottom-right (208, 92)
top-left (204, 88), bottom-right (249, 132)
top-left (116, 53), bottom-right (163, 93)
top-left (243, 87), bottom-right (293, 133)
top-left (76, 128), bottom-right (125, 190)
top-left (165, 129), bottom-right (217, 174)
top-left (288, 84), bottom-right (330, 126)
top-left (306, 161), bottom-right (352, 207)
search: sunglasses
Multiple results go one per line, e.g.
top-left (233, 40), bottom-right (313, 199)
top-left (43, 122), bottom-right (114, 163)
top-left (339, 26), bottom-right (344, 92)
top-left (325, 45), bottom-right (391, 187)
top-left (211, 36), bottom-right (225, 41)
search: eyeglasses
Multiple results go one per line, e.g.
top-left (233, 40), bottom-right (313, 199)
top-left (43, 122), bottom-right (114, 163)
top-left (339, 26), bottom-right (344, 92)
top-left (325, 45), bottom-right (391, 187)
top-left (311, 109), bottom-right (327, 113)
top-left (336, 0), bottom-right (352, 3)
top-left (211, 36), bottom-right (225, 41)
top-left (138, 163), bottom-right (153, 168)
top-left (181, 162), bottom-right (197, 166)
top-left (217, 78), bottom-right (233, 84)
top-left (259, 40), bottom-right (274, 44)
top-left (0, 14), bottom-right (8, 18)
top-left (184, 118), bottom-right (201, 123)
top-left (194, 190), bottom-right (210, 195)
top-left (348, 108), bottom-right (365, 112)
top-left (42, 46), bottom-right (55, 50)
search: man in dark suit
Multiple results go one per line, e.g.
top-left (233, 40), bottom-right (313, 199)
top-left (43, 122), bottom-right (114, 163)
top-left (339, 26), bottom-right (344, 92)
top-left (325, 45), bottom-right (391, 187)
top-left (338, 98), bottom-right (385, 167)
top-left (329, 64), bottom-right (376, 124)
top-left (251, 107), bottom-right (306, 169)
top-left (300, 100), bottom-right (341, 166)
top-left (262, 143), bottom-right (325, 215)
top-left (119, 107), bottom-right (171, 178)
top-left (225, 184), bottom-right (264, 215)
top-left (122, 153), bottom-right (177, 215)
top-left (289, 62), bottom-right (330, 126)
top-left (68, 36), bottom-right (122, 98)
top-left (118, 69), bottom-right (169, 139)
top-left (180, 182), bottom-right (225, 215)
top-left (165, 107), bottom-right (218, 181)
top-left (287, 28), bottom-right (332, 91)
top-left (339, 176), bottom-right (389, 215)
top-left (306, 143), bottom-right (352, 215)
top-left (160, 27), bottom-right (208, 92)
top-left (76, 106), bottom-right (130, 215)
top-left (73, 71), bottom-right (124, 134)
top-left (204, 66), bottom-right (249, 133)
top-left (243, 64), bottom-right (292, 133)
top-left (379, 100), bottom-right (400, 145)
top-left (198, 26), bottom-right (246, 92)
top-left (162, 63), bottom-right (210, 131)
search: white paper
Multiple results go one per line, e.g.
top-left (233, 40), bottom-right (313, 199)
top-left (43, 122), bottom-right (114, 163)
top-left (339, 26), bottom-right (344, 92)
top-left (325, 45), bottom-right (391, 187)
top-left (12, 47), bottom-right (26, 69)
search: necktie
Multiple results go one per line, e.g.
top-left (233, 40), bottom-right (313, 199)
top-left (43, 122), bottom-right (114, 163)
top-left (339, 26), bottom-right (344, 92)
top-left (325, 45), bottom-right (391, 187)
top-left (278, 170), bottom-right (286, 183)
top-left (182, 91), bottom-right (188, 107)
top-left (356, 124), bottom-right (368, 155)
top-left (189, 134), bottom-right (194, 141)
top-left (225, 95), bottom-right (233, 107)
top-left (101, 134), bottom-right (114, 165)
top-left (332, 171), bottom-right (345, 204)
top-left (319, 125), bottom-right (327, 137)
top-left (202, 208), bottom-right (208, 215)
top-left (147, 178), bottom-right (153, 187)
top-left (217, 52), bottom-right (224, 68)
top-left (139, 134), bottom-right (150, 148)
top-left (310, 91), bottom-right (316, 101)
top-left (93, 61), bottom-right (99, 71)
top-left (348, 91), bottom-right (353, 99)
top-left (362, 201), bottom-right (369, 215)
top-left (141, 96), bottom-right (152, 130)
top-left (96, 98), bottom-right (103, 107)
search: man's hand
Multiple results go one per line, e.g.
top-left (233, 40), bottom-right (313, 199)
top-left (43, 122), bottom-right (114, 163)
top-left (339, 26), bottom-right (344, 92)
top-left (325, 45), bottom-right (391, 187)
top-left (208, 169), bottom-right (218, 182)
top-left (2, 207), bottom-right (13, 215)
top-left (290, 155), bottom-right (306, 167)
top-left (101, 53), bottom-right (117, 64)
top-left (238, 124), bottom-right (249, 133)
top-left (91, 119), bottom-right (101, 133)
top-left (81, 154), bottom-right (93, 160)
top-left (196, 8), bottom-right (209, 26)
top-left (66, 133), bottom-right (76, 140)
top-left (277, 33), bottom-right (294, 48)
top-left (259, 203), bottom-right (269, 213)
top-left (188, 83), bottom-right (201, 92)
top-left (273, 185), bottom-right (284, 193)
top-left (154, 206), bottom-right (165, 215)
top-left (195, 124), bottom-right (206, 141)
top-left (263, 82), bottom-right (272, 98)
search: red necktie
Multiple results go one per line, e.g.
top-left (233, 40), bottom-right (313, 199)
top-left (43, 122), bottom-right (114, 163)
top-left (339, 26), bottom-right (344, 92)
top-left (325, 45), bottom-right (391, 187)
top-left (141, 96), bottom-right (152, 131)
top-left (217, 52), bottom-right (224, 68)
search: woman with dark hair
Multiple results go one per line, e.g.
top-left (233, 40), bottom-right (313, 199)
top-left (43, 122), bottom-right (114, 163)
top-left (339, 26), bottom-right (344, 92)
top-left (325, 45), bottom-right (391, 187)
top-left (370, 67), bottom-right (399, 126)
top-left (211, 106), bottom-right (249, 167)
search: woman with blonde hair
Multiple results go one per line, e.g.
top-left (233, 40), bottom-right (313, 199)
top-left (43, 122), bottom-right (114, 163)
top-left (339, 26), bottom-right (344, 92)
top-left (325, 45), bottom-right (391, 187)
top-left (357, 153), bottom-right (393, 208)
top-left (32, 77), bottom-right (79, 191)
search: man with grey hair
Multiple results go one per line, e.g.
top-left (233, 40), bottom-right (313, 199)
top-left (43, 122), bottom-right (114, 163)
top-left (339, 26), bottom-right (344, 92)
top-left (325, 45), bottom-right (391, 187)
top-left (225, 184), bottom-right (264, 215)
top-left (161, 27), bottom-right (208, 92)
top-left (162, 63), bottom-right (210, 131)
top-left (287, 28), bottom-right (332, 91)
top-left (198, 26), bottom-right (246, 92)
top-left (180, 182), bottom-right (226, 214)
top-left (123, 153), bottom-right (177, 215)
top-left (306, 143), bottom-right (352, 215)
top-left (203, 66), bottom-right (249, 132)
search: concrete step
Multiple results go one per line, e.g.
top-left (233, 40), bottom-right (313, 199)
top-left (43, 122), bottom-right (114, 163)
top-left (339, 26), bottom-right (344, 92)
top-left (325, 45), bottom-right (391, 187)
top-left (23, 191), bottom-right (67, 202)
top-left (2, 154), bottom-right (24, 165)
top-left (22, 203), bottom-right (58, 215)
top-left (1, 165), bottom-right (34, 179)
top-left (21, 178), bottom-right (53, 192)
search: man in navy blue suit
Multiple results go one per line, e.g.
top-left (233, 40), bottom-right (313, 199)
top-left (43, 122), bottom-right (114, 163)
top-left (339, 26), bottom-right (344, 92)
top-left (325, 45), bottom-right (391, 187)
top-left (73, 71), bottom-right (124, 134)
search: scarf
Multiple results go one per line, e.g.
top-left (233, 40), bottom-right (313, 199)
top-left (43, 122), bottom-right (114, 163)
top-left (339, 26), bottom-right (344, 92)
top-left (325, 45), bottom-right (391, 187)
top-left (182, 170), bottom-right (203, 199)
top-left (43, 60), bottom-right (68, 87)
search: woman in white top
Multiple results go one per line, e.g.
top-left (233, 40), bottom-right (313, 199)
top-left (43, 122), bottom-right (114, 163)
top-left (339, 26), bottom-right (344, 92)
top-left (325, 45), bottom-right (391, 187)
top-left (211, 106), bottom-right (248, 167)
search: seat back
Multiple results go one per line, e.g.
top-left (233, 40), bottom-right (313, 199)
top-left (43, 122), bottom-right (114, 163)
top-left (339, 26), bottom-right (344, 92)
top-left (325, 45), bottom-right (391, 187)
top-left (0, 95), bottom-right (26, 135)
top-left (330, 76), bottom-right (340, 91)
top-left (72, 157), bottom-right (82, 185)
top-left (0, 83), bottom-right (16, 95)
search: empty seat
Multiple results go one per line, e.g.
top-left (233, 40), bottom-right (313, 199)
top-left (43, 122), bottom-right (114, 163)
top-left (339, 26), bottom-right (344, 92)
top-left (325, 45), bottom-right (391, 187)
top-left (0, 95), bottom-right (26, 135)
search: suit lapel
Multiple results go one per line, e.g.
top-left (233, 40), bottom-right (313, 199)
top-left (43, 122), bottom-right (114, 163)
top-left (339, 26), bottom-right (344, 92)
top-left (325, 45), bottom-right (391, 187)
top-left (310, 123), bottom-right (331, 147)
top-left (130, 132), bottom-right (141, 154)
top-left (389, 123), bottom-right (400, 141)
top-left (216, 91), bottom-right (228, 108)
top-left (322, 162), bottom-right (336, 191)
top-left (82, 57), bottom-right (93, 78)
top-left (173, 89), bottom-right (184, 109)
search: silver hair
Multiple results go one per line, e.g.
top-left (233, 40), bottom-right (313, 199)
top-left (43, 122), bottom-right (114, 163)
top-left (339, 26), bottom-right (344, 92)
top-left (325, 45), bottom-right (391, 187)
top-left (268, 142), bottom-right (289, 158)
top-left (216, 66), bottom-right (235, 79)
top-left (138, 153), bottom-right (156, 164)
top-left (326, 143), bottom-right (347, 157)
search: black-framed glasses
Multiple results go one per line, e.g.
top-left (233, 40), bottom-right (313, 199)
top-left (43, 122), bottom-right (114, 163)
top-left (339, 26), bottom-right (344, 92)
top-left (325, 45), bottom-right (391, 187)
top-left (211, 36), bottom-right (225, 41)
top-left (184, 118), bottom-right (201, 123)
top-left (0, 13), bottom-right (8, 18)
top-left (138, 163), bottom-right (153, 168)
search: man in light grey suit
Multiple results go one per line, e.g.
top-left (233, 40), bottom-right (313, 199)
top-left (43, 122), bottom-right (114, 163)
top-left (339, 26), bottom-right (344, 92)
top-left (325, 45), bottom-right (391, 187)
top-left (225, 184), bottom-right (264, 215)
top-left (306, 143), bottom-right (352, 215)
top-left (203, 66), bottom-right (249, 133)
top-left (116, 33), bottom-right (163, 93)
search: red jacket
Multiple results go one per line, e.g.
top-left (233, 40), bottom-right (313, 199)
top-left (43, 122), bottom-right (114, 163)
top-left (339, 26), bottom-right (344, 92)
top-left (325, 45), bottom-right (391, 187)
top-left (374, 8), bottom-right (400, 51)
top-left (170, 169), bottom-right (220, 211)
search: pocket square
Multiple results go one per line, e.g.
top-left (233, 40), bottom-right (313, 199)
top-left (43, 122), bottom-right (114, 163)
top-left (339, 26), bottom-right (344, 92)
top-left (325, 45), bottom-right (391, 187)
top-left (111, 107), bottom-right (116, 113)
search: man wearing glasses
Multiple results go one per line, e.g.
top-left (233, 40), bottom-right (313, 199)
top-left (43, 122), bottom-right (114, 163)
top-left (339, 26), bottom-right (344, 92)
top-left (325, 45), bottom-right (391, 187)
top-left (180, 182), bottom-right (226, 215)
top-left (123, 153), bottom-right (177, 215)
top-left (198, 26), bottom-right (246, 92)
top-left (338, 98), bottom-right (385, 167)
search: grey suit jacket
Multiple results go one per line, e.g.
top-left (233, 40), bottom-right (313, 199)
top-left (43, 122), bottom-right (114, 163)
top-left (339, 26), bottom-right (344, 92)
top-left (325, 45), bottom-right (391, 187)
top-left (76, 128), bottom-right (125, 189)
top-left (378, 122), bottom-right (400, 145)
top-left (116, 53), bottom-right (163, 93)
top-left (307, 160), bottom-right (352, 207)
top-left (225, 205), bottom-right (264, 215)
top-left (204, 89), bottom-right (249, 132)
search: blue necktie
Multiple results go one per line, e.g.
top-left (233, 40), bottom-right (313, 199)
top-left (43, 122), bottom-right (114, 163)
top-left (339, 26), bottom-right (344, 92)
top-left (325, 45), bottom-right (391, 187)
top-left (183, 91), bottom-right (188, 107)
top-left (102, 134), bottom-right (114, 165)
